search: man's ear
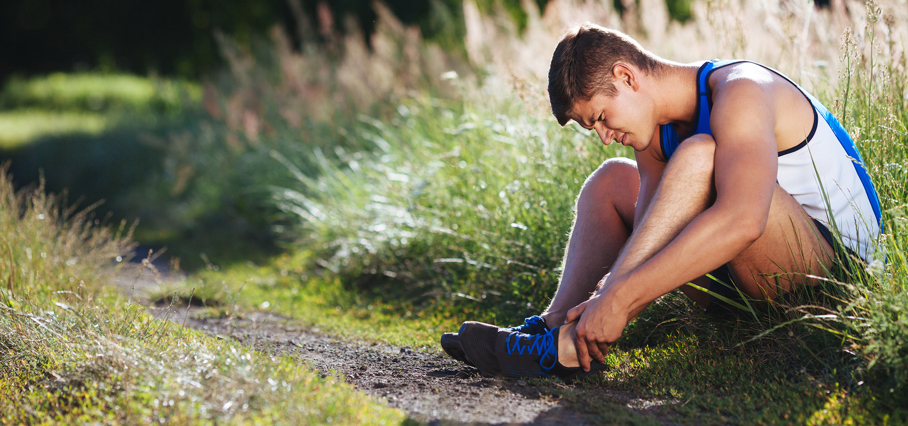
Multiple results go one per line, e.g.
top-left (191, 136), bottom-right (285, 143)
top-left (611, 63), bottom-right (638, 91)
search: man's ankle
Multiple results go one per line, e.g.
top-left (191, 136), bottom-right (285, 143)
top-left (556, 323), bottom-right (580, 368)
top-left (540, 312), bottom-right (563, 328)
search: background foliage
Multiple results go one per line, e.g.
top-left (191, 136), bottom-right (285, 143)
top-left (1, 0), bottom-right (701, 79)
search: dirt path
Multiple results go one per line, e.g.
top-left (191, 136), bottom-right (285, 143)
top-left (114, 263), bottom-right (678, 425)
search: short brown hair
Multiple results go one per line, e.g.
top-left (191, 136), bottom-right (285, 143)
top-left (548, 24), bottom-right (660, 126)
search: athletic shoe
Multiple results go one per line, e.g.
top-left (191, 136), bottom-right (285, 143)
top-left (458, 321), bottom-right (605, 382)
top-left (503, 315), bottom-right (549, 335)
top-left (440, 315), bottom-right (549, 364)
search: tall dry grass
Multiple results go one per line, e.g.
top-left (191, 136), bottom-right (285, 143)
top-left (458, 0), bottom-right (905, 111)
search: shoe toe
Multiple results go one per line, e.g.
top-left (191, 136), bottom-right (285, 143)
top-left (440, 332), bottom-right (468, 364)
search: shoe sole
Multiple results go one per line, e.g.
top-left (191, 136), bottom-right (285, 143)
top-left (556, 362), bottom-right (606, 384)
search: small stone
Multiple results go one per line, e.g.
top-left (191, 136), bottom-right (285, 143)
top-left (373, 382), bottom-right (388, 388)
top-left (455, 371), bottom-right (470, 379)
top-left (517, 380), bottom-right (527, 386)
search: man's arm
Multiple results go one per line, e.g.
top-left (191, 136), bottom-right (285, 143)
top-left (571, 78), bottom-right (781, 370)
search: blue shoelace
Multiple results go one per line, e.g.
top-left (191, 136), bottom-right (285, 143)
top-left (505, 328), bottom-right (558, 371)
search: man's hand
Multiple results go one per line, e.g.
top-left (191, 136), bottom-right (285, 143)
top-left (565, 287), bottom-right (628, 372)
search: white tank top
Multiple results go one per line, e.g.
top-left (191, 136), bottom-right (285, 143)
top-left (777, 107), bottom-right (880, 261)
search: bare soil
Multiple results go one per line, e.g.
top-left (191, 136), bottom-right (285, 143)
top-left (114, 263), bottom-right (679, 425)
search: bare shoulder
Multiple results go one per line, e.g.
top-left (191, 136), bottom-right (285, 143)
top-left (708, 63), bottom-right (778, 144)
top-left (709, 62), bottom-right (776, 104)
top-left (707, 62), bottom-right (814, 150)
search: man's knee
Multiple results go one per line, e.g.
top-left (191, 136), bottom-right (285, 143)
top-left (578, 158), bottom-right (639, 207)
top-left (667, 134), bottom-right (716, 179)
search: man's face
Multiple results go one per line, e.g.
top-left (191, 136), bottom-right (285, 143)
top-left (568, 85), bottom-right (654, 151)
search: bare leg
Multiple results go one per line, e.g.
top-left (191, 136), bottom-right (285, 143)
top-left (540, 158), bottom-right (639, 326)
top-left (606, 135), bottom-right (718, 284)
top-left (556, 134), bottom-right (834, 364)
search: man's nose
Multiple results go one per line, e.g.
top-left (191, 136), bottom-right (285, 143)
top-left (594, 125), bottom-right (613, 144)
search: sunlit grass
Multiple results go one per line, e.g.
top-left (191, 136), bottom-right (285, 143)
top-left (0, 72), bottom-right (202, 149)
top-left (0, 72), bottom-right (200, 113)
top-left (0, 109), bottom-right (111, 149)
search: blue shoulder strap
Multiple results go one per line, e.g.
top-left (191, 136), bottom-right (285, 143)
top-left (659, 124), bottom-right (680, 159)
top-left (660, 59), bottom-right (746, 159)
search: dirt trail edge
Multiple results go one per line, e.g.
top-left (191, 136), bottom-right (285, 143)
top-left (115, 263), bottom-right (678, 425)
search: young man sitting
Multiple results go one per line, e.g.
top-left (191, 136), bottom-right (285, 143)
top-left (440, 23), bottom-right (881, 381)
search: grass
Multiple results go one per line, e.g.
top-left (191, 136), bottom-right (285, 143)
top-left (273, 89), bottom-right (604, 322)
top-left (822, 2), bottom-right (908, 392)
top-left (0, 72), bottom-right (200, 114)
top-left (595, 296), bottom-right (907, 424)
top-left (0, 72), bottom-right (200, 149)
top-left (0, 167), bottom-right (405, 424)
top-left (0, 109), bottom-right (110, 149)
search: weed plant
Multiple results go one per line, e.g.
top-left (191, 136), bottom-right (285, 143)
top-left (827, 1), bottom-right (908, 390)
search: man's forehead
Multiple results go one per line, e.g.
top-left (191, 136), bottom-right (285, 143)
top-left (563, 108), bottom-right (579, 124)
top-left (568, 100), bottom-right (596, 126)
